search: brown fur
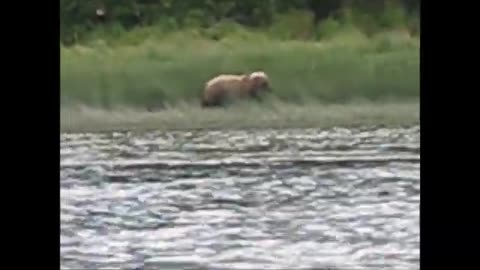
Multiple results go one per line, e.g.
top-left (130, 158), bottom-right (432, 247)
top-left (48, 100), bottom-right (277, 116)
top-left (201, 71), bottom-right (272, 107)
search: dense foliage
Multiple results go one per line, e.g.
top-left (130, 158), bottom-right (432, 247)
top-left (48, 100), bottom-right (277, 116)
top-left (61, 0), bottom-right (420, 44)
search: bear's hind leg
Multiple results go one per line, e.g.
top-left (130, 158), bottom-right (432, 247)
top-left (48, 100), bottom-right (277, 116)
top-left (201, 98), bottom-right (224, 108)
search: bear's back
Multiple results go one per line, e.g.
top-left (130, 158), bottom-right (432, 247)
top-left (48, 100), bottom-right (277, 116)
top-left (206, 74), bottom-right (244, 87)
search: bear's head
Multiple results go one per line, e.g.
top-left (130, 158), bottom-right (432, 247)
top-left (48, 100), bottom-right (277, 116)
top-left (248, 71), bottom-right (272, 95)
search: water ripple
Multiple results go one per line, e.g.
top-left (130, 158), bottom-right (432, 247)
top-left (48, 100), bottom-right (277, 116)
top-left (61, 126), bottom-right (419, 270)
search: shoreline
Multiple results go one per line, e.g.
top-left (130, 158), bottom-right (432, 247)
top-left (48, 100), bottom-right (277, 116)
top-left (61, 101), bottom-right (419, 134)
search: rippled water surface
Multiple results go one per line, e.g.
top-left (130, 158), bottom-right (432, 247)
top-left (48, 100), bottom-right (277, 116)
top-left (61, 126), bottom-right (420, 270)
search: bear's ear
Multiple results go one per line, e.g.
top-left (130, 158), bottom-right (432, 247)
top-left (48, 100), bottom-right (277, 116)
top-left (248, 73), bottom-right (258, 80)
top-left (249, 71), bottom-right (268, 79)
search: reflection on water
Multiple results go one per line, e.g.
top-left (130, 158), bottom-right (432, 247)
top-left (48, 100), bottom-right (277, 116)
top-left (61, 126), bottom-right (419, 269)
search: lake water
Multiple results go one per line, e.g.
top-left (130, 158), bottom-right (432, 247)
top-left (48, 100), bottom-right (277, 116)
top-left (61, 126), bottom-right (420, 269)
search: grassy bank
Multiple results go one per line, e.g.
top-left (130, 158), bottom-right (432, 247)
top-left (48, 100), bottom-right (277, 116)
top-left (61, 100), bottom-right (419, 133)
top-left (61, 27), bottom-right (419, 109)
top-left (61, 19), bottom-right (419, 132)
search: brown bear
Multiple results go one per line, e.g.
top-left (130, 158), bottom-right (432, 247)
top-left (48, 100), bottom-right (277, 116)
top-left (201, 71), bottom-right (272, 107)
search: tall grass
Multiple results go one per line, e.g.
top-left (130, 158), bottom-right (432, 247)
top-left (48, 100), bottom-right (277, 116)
top-left (61, 100), bottom-right (419, 133)
top-left (61, 27), bottom-right (419, 110)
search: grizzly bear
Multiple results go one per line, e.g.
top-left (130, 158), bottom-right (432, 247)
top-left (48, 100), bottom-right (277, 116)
top-left (201, 71), bottom-right (272, 107)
